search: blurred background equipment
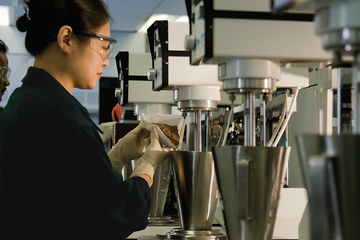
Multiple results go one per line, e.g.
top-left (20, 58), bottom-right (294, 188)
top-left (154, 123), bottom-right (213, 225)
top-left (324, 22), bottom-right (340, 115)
top-left (184, 0), bottom-right (332, 239)
top-left (272, 0), bottom-right (360, 239)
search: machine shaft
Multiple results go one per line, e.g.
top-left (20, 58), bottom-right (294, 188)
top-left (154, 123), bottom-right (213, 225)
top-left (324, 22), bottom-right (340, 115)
top-left (205, 111), bottom-right (209, 152)
top-left (262, 95), bottom-right (267, 146)
top-left (194, 110), bottom-right (202, 152)
top-left (244, 92), bottom-right (256, 147)
top-left (337, 69), bottom-right (342, 135)
top-left (353, 52), bottom-right (360, 134)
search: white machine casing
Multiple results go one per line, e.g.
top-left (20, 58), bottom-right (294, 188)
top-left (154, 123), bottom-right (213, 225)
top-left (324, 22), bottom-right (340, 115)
top-left (119, 52), bottom-right (173, 104)
top-left (188, 0), bottom-right (332, 65)
top-left (150, 21), bottom-right (220, 90)
top-left (115, 52), bottom-right (173, 115)
top-left (147, 21), bottom-right (243, 105)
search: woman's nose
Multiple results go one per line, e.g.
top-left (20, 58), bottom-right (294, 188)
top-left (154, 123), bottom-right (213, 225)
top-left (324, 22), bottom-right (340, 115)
top-left (103, 58), bottom-right (109, 67)
top-left (1, 78), bottom-right (10, 86)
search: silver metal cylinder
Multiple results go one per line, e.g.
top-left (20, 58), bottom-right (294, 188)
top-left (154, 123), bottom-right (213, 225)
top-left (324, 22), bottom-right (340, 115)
top-left (177, 100), bottom-right (218, 112)
top-left (244, 92), bottom-right (256, 147)
top-left (249, 93), bottom-right (255, 146)
top-left (322, 28), bottom-right (360, 52)
top-left (262, 95), bottom-right (267, 146)
top-left (205, 112), bottom-right (209, 152)
top-left (194, 110), bottom-right (202, 152)
top-left (353, 52), bottom-right (360, 134)
top-left (337, 68), bottom-right (342, 135)
top-left (223, 78), bottom-right (277, 94)
top-left (244, 95), bottom-right (248, 146)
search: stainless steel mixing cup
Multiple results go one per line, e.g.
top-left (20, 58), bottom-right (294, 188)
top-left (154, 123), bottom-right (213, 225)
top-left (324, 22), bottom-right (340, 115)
top-left (169, 151), bottom-right (219, 230)
top-left (297, 135), bottom-right (360, 240)
top-left (212, 146), bottom-right (290, 240)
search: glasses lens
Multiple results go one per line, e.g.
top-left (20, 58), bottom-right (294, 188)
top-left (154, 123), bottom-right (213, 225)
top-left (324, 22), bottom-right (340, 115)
top-left (76, 31), bottom-right (116, 61)
top-left (0, 67), bottom-right (10, 80)
top-left (90, 38), bottom-right (116, 61)
top-left (105, 41), bottom-right (115, 59)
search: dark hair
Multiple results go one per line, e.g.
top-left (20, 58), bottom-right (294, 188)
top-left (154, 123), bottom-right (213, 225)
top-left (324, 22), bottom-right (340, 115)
top-left (16, 0), bottom-right (111, 56)
top-left (0, 39), bottom-right (8, 54)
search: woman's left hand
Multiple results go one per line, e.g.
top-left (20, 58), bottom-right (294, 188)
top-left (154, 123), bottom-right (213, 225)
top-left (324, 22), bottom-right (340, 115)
top-left (107, 122), bottom-right (150, 172)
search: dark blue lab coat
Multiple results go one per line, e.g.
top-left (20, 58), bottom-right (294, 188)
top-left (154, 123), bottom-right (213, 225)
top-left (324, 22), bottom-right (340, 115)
top-left (0, 67), bottom-right (150, 239)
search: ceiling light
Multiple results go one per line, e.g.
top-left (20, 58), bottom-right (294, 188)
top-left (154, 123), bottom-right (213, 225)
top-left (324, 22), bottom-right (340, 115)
top-left (0, 6), bottom-right (10, 26)
top-left (137, 14), bottom-right (188, 33)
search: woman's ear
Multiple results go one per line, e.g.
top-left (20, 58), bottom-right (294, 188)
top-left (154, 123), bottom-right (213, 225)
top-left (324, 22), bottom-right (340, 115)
top-left (57, 25), bottom-right (73, 52)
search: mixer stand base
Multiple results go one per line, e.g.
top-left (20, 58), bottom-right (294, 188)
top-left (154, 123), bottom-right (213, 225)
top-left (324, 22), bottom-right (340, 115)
top-left (148, 216), bottom-right (176, 226)
top-left (138, 236), bottom-right (164, 240)
top-left (165, 228), bottom-right (227, 240)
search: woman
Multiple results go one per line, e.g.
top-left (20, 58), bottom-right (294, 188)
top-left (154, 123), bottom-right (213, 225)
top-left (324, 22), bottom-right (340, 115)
top-left (0, 0), bottom-right (169, 239)
top-left (0, 39), bottom-right (10, 114)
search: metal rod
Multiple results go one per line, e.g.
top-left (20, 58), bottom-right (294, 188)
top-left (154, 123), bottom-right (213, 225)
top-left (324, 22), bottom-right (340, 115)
top-left (353, 52), bottom-right (360, 134)
top-left (337, 68), bottom-right (342, 135)
top-left (198, 110), bottom-right (202, 151)
top-left (194, 110), bottom-right (202, 152)
top-left (262, 95), bottom-right (267, 146)
top-left (249, 92), bottom-right (256, 146)
top-left (194, 113), bottom-right (197, 151)
top-left (285, 91), bottom-right (289, 186)
top-left (205, 111), bottom-right (209, 152)
top-left (244, 92), bottom-right (256, 147)
top-left (194, 112), bottom-right (198, 151)
top-left (244, 94), bottom-right (249, 146)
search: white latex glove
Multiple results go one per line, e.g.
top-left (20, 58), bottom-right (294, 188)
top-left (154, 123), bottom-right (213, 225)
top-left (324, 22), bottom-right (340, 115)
top-left (98, 122), bottom-right (115, 144)
top-left (108, 122), bottom-right (150, 172)
top-left (130, 126), bottom-right (171, 187)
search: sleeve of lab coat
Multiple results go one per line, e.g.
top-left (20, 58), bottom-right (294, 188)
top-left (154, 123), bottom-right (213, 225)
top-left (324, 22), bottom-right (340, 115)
top-left (24, 110), bottom-right (151, 239)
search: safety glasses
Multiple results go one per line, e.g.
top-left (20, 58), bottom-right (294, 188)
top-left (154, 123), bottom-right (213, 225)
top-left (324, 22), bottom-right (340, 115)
top-left (75, 31), bottom-right (117, 60)
top-left (0, 66), bottom-right (11, 83)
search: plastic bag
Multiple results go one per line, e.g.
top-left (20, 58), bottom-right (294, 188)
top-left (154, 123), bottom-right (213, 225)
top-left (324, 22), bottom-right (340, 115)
top-left (140, 113), bottom-right (185, 149)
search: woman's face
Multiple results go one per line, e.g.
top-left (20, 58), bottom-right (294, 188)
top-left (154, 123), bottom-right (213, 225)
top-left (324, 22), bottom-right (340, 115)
top-left (0, 51), bottom-right (10, 102)
top-left (70, 22), bottom-right (111, 90)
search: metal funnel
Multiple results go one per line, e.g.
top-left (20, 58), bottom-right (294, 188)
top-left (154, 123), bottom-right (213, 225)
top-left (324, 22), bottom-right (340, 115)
top-left (148, 158), bottom-right (174, 224)
top-left (212, 146), bottom-right (290, 240)
top-left (296, 135), bottom-right (360, 240)
top-left (169, 151), bottom-right (219, 230)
